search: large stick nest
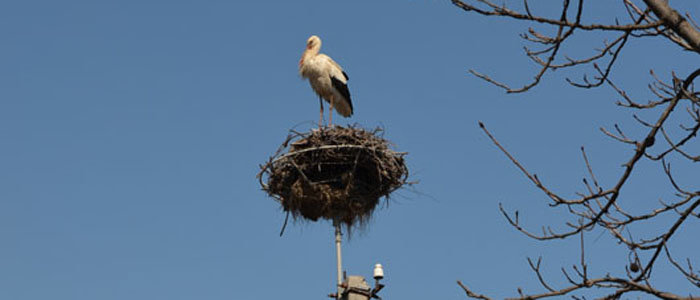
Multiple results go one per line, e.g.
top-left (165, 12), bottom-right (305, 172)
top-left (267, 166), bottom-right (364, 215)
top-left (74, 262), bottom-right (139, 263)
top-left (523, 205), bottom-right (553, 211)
top-left (258, 125), bottom-right (409, 230)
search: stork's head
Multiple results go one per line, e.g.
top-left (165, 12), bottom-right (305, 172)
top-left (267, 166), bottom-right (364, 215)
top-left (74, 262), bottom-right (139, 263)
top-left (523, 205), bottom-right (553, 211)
top-left (300, 35), bottom-right (322, 69)
top-left (306, 35), bottom-right (321, 52)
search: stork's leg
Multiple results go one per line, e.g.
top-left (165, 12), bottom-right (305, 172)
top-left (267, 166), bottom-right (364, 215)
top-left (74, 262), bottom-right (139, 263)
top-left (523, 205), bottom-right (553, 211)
top-left (319, 97), bottom-right (324, 128)
top-left (329, 100), bottom-right (334, 127)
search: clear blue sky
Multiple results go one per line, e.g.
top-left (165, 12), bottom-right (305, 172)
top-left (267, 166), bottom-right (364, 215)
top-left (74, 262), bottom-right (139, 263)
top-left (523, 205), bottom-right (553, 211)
top-left (1, 1), bottom-right (698, 299)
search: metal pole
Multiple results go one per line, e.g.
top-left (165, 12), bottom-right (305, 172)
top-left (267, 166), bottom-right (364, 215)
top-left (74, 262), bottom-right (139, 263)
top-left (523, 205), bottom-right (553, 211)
top-left (334, 221), bottom-right (343, 299)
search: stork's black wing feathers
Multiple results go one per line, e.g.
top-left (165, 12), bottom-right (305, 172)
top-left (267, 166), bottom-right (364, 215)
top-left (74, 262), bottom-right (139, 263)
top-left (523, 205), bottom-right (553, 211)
top-left (341, 71), bottom-right (349, 81)
top-left (330, 75), bottom-right (353, 113)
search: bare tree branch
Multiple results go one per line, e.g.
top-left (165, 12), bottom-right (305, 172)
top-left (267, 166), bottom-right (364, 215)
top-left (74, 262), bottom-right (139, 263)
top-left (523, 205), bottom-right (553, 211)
top-left (454, 1), bottom-right (700, 298)
top-left (643, 0), bottom-right (700, 53)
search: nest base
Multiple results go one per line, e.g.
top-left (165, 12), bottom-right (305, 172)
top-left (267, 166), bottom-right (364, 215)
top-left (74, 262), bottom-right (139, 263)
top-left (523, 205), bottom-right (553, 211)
top-left (259, 125), bottom-right (409, 230)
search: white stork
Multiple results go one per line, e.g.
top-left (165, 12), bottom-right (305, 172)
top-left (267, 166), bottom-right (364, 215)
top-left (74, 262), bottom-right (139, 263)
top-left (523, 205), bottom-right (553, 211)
top-left (299, 35), bottom-right (353, 127)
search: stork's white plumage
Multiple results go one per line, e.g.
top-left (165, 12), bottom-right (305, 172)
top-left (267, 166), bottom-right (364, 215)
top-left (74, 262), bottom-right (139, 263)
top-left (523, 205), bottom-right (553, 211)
top-left (299, 35), bottom-right (353, 127)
